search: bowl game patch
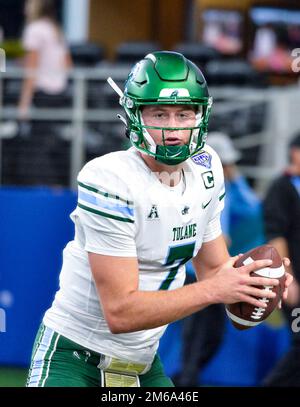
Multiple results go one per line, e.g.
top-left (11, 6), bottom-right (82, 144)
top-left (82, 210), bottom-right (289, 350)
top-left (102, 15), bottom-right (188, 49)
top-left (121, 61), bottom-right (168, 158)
top-left (191, 151), bottom-right (212, 169)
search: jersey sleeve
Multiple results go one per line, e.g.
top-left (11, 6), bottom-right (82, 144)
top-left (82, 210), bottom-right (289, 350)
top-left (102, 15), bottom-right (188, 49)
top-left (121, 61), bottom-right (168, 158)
top-left (202, 211), bottom-right (222, 242)
top-left (22, 22), bottom-right (44, 51)
top-left (73, 159), bottom-right (137, 257)
top-left (202, 148), bottom-right (226, 243)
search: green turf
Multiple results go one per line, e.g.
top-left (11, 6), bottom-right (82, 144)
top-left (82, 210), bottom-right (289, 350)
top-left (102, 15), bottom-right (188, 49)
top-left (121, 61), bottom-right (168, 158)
top-left (0, 368), bottom-right (27, 387)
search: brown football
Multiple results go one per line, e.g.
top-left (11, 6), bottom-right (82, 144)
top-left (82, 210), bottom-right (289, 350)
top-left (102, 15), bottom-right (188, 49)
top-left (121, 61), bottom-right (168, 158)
top-left (226, 245), bottom-right (286, 330)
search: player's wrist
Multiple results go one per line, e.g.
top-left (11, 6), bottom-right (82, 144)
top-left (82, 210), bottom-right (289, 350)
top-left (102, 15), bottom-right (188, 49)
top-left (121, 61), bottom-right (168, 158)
top-left (194, 279), bottom-right (219, 307)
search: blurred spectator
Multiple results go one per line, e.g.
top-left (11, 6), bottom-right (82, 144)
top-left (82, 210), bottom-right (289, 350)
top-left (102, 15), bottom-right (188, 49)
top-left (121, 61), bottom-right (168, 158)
top-left (18, 0), bottom-right (72, 118)
top-left (252, 24), bottom-right (276, 61)
top-left (175, 132), bottom-right (262, 387)
top-left (251, 26), bottom-right (293, 73)
top-left (202, 17), bottom-right (241, 55)
top-left (15, 0), bottom-right (72, 186)
top-left (208, 132), bottom-right (261, 249)
top-left (262, 133), bottom-right (300, 386)
top-left (268, 41), bottom-right (293, 73)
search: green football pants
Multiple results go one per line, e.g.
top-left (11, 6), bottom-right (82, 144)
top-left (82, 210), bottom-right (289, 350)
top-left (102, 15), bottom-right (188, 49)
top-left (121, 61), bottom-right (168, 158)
top-left (26, 324), bottom-right (174, 387)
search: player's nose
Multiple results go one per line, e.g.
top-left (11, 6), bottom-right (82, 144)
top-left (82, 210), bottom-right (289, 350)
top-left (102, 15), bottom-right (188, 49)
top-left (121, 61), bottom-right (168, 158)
top-left (167, 113), bottom-right (179, 128)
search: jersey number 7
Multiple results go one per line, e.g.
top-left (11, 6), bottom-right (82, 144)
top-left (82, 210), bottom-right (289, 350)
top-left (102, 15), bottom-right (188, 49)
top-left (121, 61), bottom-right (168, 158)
top-left (159, 242), bottom-right (196, 290)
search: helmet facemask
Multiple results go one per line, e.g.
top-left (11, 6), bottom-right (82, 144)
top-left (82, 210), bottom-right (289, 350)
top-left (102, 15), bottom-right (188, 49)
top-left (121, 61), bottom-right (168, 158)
top-left (125, 99), bottom-right (212, 165)
top-left (107, 51), bottom-right (213, 165)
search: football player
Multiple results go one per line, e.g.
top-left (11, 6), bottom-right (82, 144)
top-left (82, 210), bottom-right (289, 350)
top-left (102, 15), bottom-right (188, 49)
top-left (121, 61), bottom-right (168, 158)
top-left (27, 51), bottom-right (292, 387)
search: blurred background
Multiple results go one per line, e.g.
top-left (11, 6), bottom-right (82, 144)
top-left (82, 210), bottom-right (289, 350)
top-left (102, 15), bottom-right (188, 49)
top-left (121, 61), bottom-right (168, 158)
top-left (0, 0), bottom-right (299, 387)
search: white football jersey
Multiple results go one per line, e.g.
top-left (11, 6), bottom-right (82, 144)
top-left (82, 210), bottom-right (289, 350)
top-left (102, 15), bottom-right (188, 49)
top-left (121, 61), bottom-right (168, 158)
top-left (44, 146), bottom-right (225, 364)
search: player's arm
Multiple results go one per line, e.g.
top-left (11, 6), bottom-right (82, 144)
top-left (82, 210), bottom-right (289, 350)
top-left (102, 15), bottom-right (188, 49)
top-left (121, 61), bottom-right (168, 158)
top-left (65, 50), bottom-right (73, 70)
top-left (89, 252), bottom-right (214, 334)
top-left (192, 234), bottom-right (230, 281)
top-left (88, 250), bottom-right (278, 334)
top-left (19, 50), bottom-right (39, 117)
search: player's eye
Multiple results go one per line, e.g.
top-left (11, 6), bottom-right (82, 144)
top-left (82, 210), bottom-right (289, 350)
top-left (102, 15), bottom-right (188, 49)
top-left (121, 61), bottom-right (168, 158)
top-left (178, 112), bottom-right (195, 120)
top-left (154, 112), bottom-right (167, 119)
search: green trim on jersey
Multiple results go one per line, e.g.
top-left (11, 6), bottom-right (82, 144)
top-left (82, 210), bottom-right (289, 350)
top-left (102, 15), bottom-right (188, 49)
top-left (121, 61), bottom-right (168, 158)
top-left (219, 192), bottom-right (226, 201)
top-left (78, 181), bottom-right (134, 206)
top-left (78, 203), bottom-right (135, 223)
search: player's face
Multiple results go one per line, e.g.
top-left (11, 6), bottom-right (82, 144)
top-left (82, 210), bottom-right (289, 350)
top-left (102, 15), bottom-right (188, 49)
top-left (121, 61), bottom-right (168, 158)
top-left (141, 105), bottom-right (197, 146)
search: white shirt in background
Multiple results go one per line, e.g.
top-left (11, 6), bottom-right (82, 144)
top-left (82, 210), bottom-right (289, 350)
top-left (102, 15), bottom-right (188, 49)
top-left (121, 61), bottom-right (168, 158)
top-left (22, 18), bottom-right (68, 94)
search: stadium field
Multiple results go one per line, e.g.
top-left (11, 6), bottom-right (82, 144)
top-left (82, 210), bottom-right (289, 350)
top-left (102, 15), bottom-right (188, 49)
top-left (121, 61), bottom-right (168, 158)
top-left (0, 368), bottom-right (27, 387)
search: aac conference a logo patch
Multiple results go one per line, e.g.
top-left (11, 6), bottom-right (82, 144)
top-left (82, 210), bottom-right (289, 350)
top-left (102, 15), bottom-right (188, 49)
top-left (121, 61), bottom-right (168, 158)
top-left (191, 151), bottom-right (212, 169)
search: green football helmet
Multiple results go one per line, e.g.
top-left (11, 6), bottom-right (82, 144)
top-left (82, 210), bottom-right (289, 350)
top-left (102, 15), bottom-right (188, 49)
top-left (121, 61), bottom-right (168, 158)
top-left (109, 51), bottom-right (213, 165)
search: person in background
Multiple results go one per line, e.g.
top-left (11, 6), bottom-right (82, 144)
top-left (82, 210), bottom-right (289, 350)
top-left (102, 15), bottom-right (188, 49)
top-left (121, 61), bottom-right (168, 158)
top-left (16, 0), bottom-right (72, 185)
top-left (208, 132), bottom-right (262, 250)
top-left (262, 133), bottom-right (300, 386)
top-left (252, 24), bottom-right (276, 63)
top-left (18, 0), bottom-right (72, 118)
top-left (176, 132), bottom-right (262, 387)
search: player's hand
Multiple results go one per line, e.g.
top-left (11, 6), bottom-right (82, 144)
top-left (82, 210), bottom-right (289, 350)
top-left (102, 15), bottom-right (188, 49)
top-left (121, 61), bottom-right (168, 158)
top-left (282, 261), bottom-right (298, 308)
top-left (278, 257), bottom-right (294, 309)
top-left (206, 255), bottom-right (279, 309)
top-left (277, 257), bottom-right (293, 308)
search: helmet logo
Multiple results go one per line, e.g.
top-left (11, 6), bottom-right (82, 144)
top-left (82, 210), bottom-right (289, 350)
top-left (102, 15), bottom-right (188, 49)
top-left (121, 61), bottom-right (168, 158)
top-left (159, 88), bottom-right (190, 98)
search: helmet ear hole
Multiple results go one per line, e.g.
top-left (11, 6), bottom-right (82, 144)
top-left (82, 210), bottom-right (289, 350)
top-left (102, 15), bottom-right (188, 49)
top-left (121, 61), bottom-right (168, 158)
top-left (130, 130), bottom-right (142, 144)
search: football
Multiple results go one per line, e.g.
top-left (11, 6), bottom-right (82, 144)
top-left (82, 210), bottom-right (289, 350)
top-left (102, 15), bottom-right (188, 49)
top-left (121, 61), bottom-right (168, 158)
top-left (226, 245), bottom-right (286, 330)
